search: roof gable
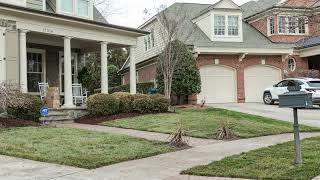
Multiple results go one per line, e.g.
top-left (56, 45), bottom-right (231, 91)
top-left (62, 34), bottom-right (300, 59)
top-left (212, 0), bottom-right (240, 10)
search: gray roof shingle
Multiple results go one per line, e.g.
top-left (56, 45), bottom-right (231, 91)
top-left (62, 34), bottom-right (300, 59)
top-left (166, 2), bottom-right (293, 49)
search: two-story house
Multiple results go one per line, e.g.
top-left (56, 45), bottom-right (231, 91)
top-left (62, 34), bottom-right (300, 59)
top-left (0, 0), bottom-right (148, 108)
top-left (120, 0), bottom-right (320, 104)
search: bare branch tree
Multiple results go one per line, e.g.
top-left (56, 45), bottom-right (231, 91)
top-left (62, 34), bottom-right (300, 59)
top-left (94, 0), bottom-right (123, 19)
top-left (146, 4), bottom-right (198, 99)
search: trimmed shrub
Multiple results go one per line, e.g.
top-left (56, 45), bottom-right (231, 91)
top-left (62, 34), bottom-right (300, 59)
top-left (7, 93), bottom-right (43, 121)
top-left (87, 93), bottom-right (120, 116)
top-left (112, 92), bottom-right (134, 113)
top-left (94, 82), bottom-right (154, 94)
top-left (132, 94), bottom-right (154, 113)
top-left (150, 94), bottom-right (169, 113)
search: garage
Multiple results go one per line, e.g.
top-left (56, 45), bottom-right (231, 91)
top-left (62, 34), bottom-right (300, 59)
top-left (244, 65), bottom-right (281, 102)
top-left (198, 65), bottom-right (237, 104)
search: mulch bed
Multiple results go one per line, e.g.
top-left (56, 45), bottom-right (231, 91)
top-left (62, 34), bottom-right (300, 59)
top-left (0, 118), bottom-right (39, 128)
top-left (74, 113), bottom-right (144, 125)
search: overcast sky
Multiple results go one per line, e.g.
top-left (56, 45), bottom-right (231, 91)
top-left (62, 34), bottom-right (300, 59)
top-left (106, 0), bottom-right (252, 28)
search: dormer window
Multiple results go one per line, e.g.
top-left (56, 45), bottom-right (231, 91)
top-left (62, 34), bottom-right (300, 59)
top-left (213, 15), bottom-right (240, 37)
top-left (267, 17), bottom-right (275, 35)
top-left (214, 15), bottom-right (225, 36)
top-left (278, 16), bottom-right (308, 35)
top-left (228, 16), bottom-right (239, 36)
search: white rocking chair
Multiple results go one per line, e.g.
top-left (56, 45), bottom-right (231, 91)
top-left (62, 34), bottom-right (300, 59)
top-left (38, 82), bottom-right (49, 101)
top-left (72, 84), bottom-right (88, 106)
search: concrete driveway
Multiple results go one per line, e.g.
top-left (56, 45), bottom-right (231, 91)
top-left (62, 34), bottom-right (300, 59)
top-left (209, 103), bottom-right (320, 128)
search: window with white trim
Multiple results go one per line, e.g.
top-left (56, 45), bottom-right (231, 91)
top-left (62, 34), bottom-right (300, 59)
top-left (298, 17), bottom-right (306, 34)
top-left (288, 17), bottom-right (296, 34)
top-left (279, 16), bottom-right (286, 34)
top-left (144, 29), bottom-right (155, 51)
top-left (228, 16), bottom-right (239, 36)
top-left (278, 16), bottom-right (308, 35)
top-left (268, 17), bottom-right (275, 35)
top-left (78, 0), bottom-right (89, 17)
top-left (61, 0), bottom-right (73, 13)
top-left (214, 15), bottom-right (225, 36)
top-left (60, 0), bottom-right (90, 18)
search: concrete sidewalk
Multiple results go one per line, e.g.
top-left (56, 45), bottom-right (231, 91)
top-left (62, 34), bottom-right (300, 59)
top-left (1, 132), bottom-right (319, 180)
top-left (60, 123), bottom-right (221, 147)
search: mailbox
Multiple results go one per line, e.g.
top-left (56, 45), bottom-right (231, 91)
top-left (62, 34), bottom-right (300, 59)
top-left (279, 85), bottom-right (313, 108)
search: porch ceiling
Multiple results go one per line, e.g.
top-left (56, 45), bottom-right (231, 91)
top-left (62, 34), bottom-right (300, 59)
top-left (27, 32), bottom-right (126, 52)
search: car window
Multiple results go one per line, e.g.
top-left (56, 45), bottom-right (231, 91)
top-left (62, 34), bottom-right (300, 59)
top-left (287, 80), bottom-right (297, 87)
top-left (295, 80), bottom-right (304, 85)
top-left (276, 80), bottom-right (288, 87)
top-left (307, 81), bottom-right (320, 87)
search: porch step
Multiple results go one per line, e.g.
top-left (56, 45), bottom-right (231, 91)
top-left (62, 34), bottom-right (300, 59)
top-left (39, 109), bottom-right (88, 123)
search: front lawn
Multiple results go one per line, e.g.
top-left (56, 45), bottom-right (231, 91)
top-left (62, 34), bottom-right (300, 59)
top-left (182, 136), bottom-right (320, 180)
top-left (0, 127), bottom-right (174, 169)
top-left (103, 108), bottom-right (319, 139)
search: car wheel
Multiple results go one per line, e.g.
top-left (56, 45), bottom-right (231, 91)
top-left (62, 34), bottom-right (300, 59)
top-left (263, 92), bottom-right (274, 105)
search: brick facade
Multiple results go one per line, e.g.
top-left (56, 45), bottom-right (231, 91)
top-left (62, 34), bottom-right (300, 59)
top-left (250, 16), bottom-right (311, 43)
top-left (123, 63), bottom-right (156, 84)
top-left (122, 54), bottom-right (311, 103)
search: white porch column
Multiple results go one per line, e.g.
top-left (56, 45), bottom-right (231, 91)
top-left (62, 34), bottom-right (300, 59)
top-left (0, 28), bottom-right (6, 83)
top-left (62, 36), bottom-right (75, 108)
top-left (100, 42), bottom-right (108, 94)
top-left (19, 29), bottom-right (29, 93)
top-left (129, 46), bottom-right (137, 94)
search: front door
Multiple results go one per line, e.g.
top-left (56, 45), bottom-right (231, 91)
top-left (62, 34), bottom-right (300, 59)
top-left (27, 48), bottom-right (46, 93)
top-left (59, 52), bottom-right (78, 94)
top-left (0, 27), bottom-right (6, 82)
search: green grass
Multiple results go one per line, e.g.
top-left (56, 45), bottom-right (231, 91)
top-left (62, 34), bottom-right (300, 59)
top-left (103, 108), bottom-right (320, 139)
top-left (0, 127), bottom-right (174, 169)
top-left (182, 136), bottom-right (320, 180)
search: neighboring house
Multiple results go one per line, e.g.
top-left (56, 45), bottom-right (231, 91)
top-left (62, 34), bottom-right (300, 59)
top-left (120, 0), bottom-right (320, 104)
top-left (0, 0), bottom-right (147, 108)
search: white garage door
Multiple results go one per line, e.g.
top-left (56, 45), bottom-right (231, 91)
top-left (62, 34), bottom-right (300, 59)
top-left (198, 65), bottom-right (237, 104)
top-left (244, 65), bottom-right (281, 102)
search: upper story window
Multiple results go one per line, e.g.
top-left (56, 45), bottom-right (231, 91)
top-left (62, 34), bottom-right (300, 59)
top-left (268, 17), bottom-right (275, 35)
top-left (214, 15), bottom-right (226, 36)
top-left (59, 0), bottom-right (91, 18)
top-left (228, 16), bottom-right (239, 36)
top-left (78, 0), bottom-right (89, 17)
top-left (279, 16), bottom-right (286, 34)
top-left (61, 0), bottom-right (73, 14)
top-left (278, 16), bottom-right (308, 35)
top-left (214, 15), bottom-right (239, 37)
top-left (144, 30), bottom-right (155, 51)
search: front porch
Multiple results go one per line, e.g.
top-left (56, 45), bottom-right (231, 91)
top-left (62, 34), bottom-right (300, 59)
top-left (0, 4), bottom-right (147, 109)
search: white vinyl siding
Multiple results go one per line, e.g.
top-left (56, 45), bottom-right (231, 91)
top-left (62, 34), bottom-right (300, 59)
top-left (0, 0), bottom-right (26, 7)
top-left (134, 20), bottom-right (164, 68)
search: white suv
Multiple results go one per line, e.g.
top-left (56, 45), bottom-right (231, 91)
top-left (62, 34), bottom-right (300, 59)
top-left (263, 78), bottom-right (320, 105)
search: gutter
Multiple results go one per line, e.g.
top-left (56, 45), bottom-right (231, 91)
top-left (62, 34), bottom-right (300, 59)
top-left (0, 2), bottom-right (149, 35)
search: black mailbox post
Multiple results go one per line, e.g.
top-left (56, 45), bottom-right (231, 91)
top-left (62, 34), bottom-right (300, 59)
top-left (279, 85), bottom-right (313, 165)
